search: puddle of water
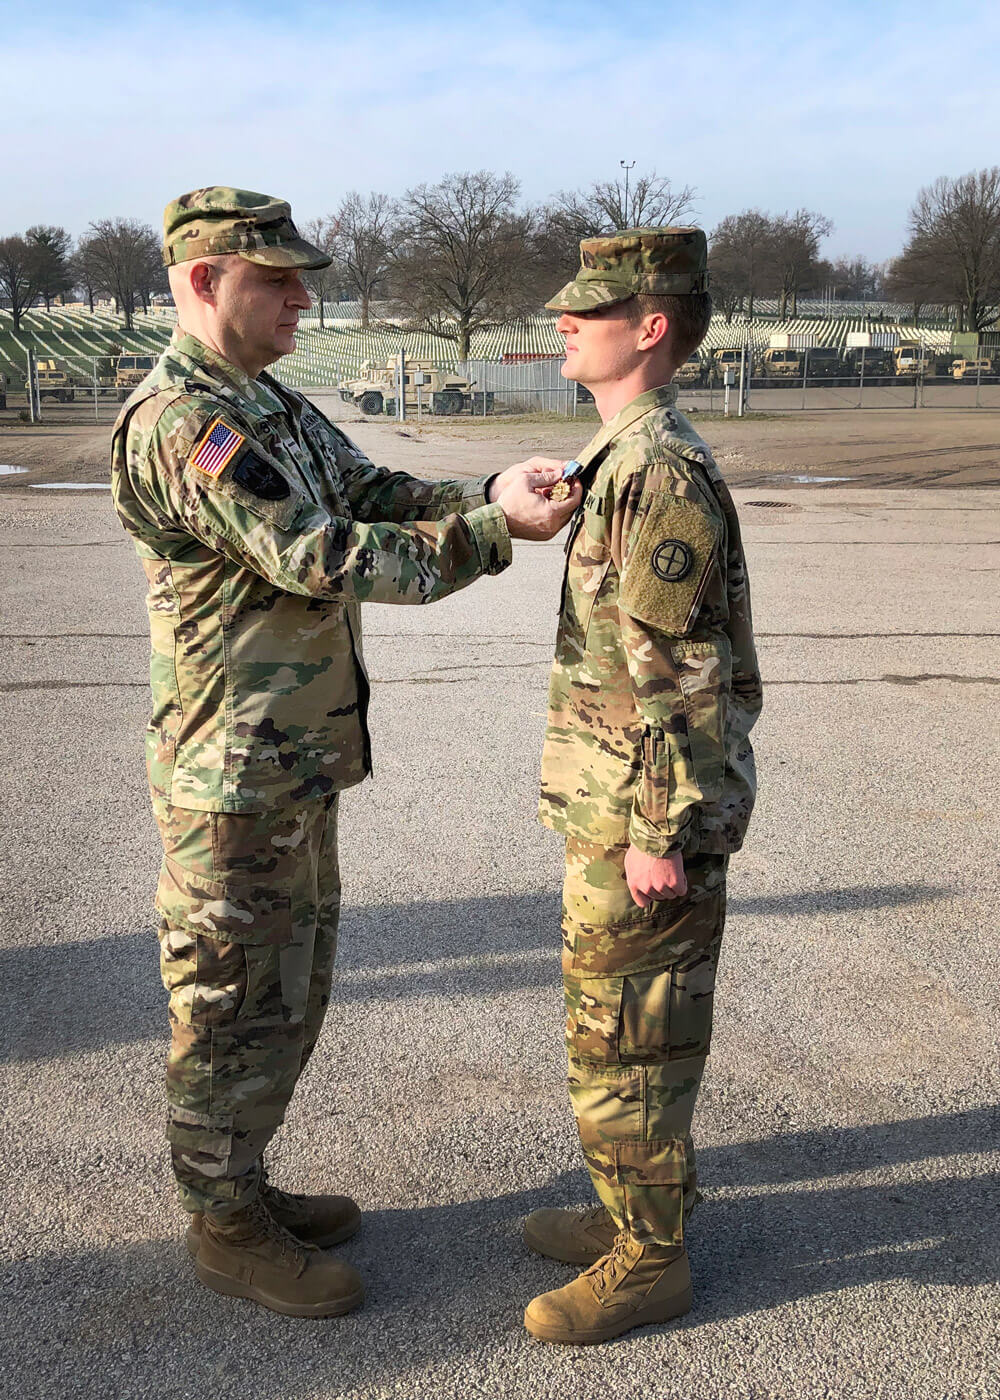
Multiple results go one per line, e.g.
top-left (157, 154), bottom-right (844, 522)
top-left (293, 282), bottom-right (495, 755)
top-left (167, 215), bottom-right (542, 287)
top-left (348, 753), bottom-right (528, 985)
top-left (30, 482), bottom-right (111, 491)
top-left (0, 464), bottom-right (29, 476)
top-left (788, 475), bottom-right (851, 484)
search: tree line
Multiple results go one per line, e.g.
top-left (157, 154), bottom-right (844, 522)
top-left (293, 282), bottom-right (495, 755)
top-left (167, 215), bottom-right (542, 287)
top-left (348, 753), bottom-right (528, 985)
top-left (2, 166), bottom-right (999, 351)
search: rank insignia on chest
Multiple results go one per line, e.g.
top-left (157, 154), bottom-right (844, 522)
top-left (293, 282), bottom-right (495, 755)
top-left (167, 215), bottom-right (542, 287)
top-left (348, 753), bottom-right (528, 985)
top-left (189, 418), bottom-right (245, 478)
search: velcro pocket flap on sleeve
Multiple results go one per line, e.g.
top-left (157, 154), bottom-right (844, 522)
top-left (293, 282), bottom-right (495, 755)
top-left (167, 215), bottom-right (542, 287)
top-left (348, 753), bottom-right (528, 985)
top-left (155, 856), bottom-right (293, 946)
top-left (619, 495), bottom-right (720, 636)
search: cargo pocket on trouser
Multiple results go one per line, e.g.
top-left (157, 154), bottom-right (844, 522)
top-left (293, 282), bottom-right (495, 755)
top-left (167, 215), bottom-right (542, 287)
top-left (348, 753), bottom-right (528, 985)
top-left (614, 1138), bottom-right (687, 1247)
top-left (156, 854), bottom-right (298, 1213)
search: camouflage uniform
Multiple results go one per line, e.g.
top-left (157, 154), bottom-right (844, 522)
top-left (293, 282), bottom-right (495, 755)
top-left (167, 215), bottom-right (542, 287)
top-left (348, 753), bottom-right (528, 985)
top-left (540, 230), bottom-right (762, 1248)
top-left (112, 189), bottom-right (512, 1218)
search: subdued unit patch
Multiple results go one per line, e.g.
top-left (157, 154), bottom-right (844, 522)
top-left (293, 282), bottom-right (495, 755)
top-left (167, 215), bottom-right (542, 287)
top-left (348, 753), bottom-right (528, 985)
top-left (620, 496), bottom-right (719, 635)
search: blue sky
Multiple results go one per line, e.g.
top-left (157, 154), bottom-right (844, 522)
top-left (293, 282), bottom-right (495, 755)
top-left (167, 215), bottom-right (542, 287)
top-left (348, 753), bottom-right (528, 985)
top-left (3, 0), bottom-right (998, 261)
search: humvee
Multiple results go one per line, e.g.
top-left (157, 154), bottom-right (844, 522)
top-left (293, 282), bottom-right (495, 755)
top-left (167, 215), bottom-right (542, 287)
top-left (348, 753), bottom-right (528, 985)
top-left (758, 347), bottom-right (803, 380)
top-left (115, 353), bottom-right (157, 400)
top-left (673, 353), bottom-right (706, 387)
top-left (34, 358), bottom-right (75, 402)
top-left (338, 357), bottom-right (487, 416)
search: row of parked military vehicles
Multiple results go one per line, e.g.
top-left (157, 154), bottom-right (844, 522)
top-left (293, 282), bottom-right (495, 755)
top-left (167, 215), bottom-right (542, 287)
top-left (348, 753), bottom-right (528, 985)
top-left (0, 353), bottom-right (159, 407)
top-left (674, 336), bottom-right (1000, 387)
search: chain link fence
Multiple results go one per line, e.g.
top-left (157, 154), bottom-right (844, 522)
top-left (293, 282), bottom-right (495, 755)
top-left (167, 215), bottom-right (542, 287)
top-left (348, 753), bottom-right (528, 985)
top-left (5, 346), bottom-right (1000, 427)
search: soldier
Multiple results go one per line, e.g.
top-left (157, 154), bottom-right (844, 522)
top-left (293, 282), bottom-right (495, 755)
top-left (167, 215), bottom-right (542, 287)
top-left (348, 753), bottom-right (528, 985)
top-left (522, 228), bottom-right (763, 1344)
top-left (111, 187), bottom-right (579, 1319)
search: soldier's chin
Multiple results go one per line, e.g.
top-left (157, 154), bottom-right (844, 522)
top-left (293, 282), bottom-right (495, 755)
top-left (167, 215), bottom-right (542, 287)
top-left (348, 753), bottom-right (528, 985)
top-left (560, 359), bottom-right (580, 382)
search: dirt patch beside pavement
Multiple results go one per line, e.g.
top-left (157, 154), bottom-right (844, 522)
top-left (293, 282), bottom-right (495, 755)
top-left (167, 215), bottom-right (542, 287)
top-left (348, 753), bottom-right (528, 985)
top-left (2, 404), bottom-right (998, 491)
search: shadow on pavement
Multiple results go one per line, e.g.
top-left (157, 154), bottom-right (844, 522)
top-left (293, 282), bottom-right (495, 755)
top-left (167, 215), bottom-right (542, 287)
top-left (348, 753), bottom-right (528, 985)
top-left (0, 882), bottom-right (946, 1064)
top-left (1, 1108), bottom-right (996, 1397)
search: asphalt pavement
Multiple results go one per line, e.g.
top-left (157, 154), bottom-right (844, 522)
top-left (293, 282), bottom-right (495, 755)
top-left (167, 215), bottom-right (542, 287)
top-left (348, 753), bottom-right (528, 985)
top-left (0, 483), bottom-right (997, 1399)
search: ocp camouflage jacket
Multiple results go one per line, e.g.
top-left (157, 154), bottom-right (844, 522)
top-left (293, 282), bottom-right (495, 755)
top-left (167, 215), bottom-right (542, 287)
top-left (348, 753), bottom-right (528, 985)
top-left (539, 384), bottom-right (762, 856)
top-left (111, 330), bottom-right (510, 813)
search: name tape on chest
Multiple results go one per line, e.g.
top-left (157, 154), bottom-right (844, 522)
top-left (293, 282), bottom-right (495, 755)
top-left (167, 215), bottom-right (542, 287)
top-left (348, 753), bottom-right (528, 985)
top-left (189, 418), bottom-right (245, 478)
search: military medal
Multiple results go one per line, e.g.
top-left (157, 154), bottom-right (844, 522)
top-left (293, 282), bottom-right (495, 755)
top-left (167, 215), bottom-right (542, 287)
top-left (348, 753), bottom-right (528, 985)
top-left (548, 459), bottom-right (582, 502)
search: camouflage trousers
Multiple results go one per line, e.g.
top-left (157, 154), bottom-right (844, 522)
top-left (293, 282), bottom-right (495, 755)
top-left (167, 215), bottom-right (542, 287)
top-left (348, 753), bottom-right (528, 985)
top-left (562, 839), bottom-right (727, 1248)
top-left (151, 796), bottom-right (340, 1218)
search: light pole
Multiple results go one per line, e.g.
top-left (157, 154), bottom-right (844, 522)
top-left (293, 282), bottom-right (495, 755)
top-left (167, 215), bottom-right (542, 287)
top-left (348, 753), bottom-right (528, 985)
top-left (620, 159), bottom-right (635, 226)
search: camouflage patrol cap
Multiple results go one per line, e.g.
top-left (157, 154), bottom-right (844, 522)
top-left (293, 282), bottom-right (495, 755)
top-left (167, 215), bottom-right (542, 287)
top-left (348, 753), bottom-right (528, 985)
top-left (545, 226), bottom-right (708, 313)
top-left (162, 187), bottom-right (331, 270)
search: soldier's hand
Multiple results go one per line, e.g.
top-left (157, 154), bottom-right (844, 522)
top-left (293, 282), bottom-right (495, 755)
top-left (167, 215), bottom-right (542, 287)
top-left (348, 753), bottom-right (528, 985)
top-left (488, 456), bottom-right (566, 503)
top-left (624, 845), bottom-right (688, 907)
top-left (497, 471), bottom-right (581, 540)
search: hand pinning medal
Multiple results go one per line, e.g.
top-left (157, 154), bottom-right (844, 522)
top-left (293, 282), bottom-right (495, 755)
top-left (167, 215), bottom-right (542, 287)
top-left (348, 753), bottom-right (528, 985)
top-left (546, 460), bottom-right (582, 503)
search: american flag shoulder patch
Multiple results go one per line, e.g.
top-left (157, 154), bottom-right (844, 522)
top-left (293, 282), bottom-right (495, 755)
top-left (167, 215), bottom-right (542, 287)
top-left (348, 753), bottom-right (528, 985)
top-left (189, 418), bottom-right (245, 478)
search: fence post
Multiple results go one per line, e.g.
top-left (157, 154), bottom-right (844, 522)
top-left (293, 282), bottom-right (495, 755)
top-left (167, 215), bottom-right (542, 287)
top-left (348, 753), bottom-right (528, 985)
top-left (93, 358), bottom-right (100, 424)
top-left (26, 346), bottom-right (39, 422)
top-left (858, 346), bottom-right (866, 409)
top-left (801, 346), bottom-right (810, 411)
top-left (976, 353), bottom-right (983, 409)
top-left (738, 344), bottom-right (746, 417)
top-left (397, 347), bottom-right (406, 422)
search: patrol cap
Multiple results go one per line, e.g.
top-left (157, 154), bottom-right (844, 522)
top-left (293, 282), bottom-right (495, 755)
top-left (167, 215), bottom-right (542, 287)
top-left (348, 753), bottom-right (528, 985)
top-left (162, 187), bottom-right (332, 270)
top-left (545, 226), bottom-right (709, 313)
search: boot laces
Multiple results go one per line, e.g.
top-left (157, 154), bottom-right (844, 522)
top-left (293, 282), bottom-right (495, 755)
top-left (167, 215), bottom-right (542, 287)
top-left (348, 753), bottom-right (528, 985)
top-left (587, 1233), bottom-right (633, 1298)
top-left (247, 1195), bottom-right (311, 1265)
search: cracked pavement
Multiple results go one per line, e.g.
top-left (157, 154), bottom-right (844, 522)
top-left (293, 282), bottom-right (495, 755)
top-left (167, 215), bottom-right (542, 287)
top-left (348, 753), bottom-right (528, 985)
top-left (0, 479), bottom-right (998, 1400)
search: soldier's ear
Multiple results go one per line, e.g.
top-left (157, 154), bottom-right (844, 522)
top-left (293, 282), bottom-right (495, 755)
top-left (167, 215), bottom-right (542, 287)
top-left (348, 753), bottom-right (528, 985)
top-left (637, 312), bottom-right (670, 354)
top-left (189, 260), bottom-right (219, 305)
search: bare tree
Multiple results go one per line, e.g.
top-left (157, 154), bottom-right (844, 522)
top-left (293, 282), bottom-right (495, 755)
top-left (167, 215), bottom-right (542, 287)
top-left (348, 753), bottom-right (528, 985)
top-left (72, 235), bottom-right (103, 312)
top-left (84, 218), bottom-right (161, 329)
top-left (709, 210), bottom-right (772, 320)
top-left (884, 236), bottom-right (951, 323)
top-left (0, 235), bottom-right (40, 329)
top-left (767, 209), bottom-right (834, 316)
top-left (537, 169), bottom-right (697, 291)
top-left (391, 171), bottom-right (535, 359)
top-left (26, 226), bottom-right (73, 310)
top-left (330, 192), bottom-right (396, 330)
top-left (903, 168), bottom-right (1000, 331)
top-left (824, 255), bottom-right (885, 302)
top-left (300, 217), bottom-right (341, 329)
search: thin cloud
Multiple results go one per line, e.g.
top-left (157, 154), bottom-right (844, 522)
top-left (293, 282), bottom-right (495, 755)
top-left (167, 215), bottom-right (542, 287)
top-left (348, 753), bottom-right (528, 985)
top-left (1, 0), bottom-right (998, 260)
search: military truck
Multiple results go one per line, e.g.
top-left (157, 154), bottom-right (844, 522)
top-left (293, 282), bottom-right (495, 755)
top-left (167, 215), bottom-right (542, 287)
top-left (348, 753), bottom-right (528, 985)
top-left (115, 353), bottom-right (156, 400)
top-left (339, 357), bottom-right (486, 416)
top-left (893, 342), bottom-right (932, 378)
top-left (710, 348), bottom-right (746, 385)
top-left (951, 357), bottom-right (994, 380)
top-left (804, 347), bottom-right (844, 381)
top-left (757, 347), bottom-right (804, 380)
top-left (844, 346), bottom-right (893, 382)
top-left (34, 359), bottom-right (75, 402)
top-left (673, 353), bottom-right (706, 387)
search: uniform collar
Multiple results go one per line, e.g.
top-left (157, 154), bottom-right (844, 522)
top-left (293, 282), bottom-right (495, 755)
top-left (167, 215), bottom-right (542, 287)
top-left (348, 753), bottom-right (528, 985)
top-left (575, 383), bottom-right (679, 468)
top-left (163, 328), bottom-right (290, 419)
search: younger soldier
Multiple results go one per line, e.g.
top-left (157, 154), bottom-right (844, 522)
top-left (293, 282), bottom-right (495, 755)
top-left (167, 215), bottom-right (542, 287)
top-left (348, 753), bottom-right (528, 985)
top-left (111, 187), bottom-right (578, 1319)
top-left (523, 228), bottom-right (762, 1344)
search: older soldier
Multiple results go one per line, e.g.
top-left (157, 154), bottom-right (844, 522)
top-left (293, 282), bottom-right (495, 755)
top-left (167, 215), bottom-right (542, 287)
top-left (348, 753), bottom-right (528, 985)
top-left (111, 187), bottom-right (578, 1319)
top-left (522, 228), bottom-right (762, 1344)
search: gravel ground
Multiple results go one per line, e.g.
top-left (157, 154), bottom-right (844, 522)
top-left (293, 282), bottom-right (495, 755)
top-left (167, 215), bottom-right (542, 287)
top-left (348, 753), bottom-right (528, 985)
top-left (0, 477), bottom-right (997, 1400)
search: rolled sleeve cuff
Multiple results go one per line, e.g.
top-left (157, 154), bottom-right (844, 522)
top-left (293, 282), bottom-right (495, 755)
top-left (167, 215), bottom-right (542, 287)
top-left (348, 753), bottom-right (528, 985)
top-left (465, 502), bottom-right (512, 576)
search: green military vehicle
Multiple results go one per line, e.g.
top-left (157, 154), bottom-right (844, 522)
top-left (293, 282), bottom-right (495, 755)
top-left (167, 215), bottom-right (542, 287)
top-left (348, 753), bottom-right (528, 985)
top-left (339, 356), bottom-right (487, 416)
top-left (805, 347), bottom-right (844, 381)
top-left (115, 353), bottom-right (157, 400)
top-left (34, 358), bottom-right (75, 402)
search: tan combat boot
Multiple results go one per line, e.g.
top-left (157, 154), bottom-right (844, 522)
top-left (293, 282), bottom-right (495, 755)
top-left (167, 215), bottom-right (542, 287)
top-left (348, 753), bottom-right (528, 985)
top-left (186, 1181), bottom-right (361, 1257)
top-left (194, 1198), bottom-right (364, 1318)
top-left (524, 1233), bottom-right (692, 1344)
top-left (523, 1204), bottom-right (617, 1265)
